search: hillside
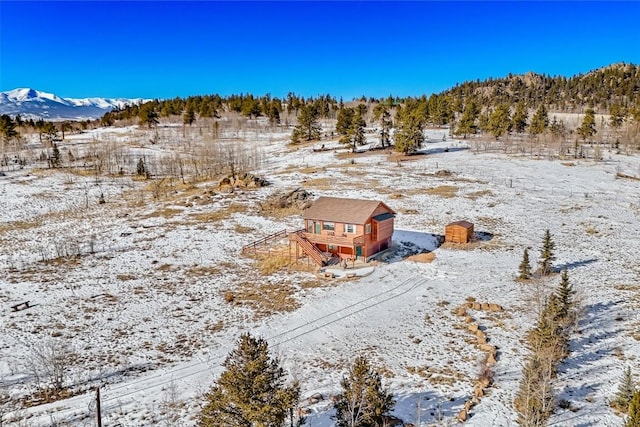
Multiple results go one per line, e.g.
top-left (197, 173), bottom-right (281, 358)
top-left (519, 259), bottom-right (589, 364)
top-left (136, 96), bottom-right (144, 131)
top-left (443, 63), bottom-right (640, 113)
top-left (1, 116), bottom-right (640, 425)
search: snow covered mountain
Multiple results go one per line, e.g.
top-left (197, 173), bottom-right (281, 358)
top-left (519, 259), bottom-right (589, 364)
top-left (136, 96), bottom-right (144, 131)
top-left (0, 88), bottom-right (147, 121)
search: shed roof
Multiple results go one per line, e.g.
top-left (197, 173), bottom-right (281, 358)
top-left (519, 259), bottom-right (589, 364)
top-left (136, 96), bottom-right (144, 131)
top-left (447, 220), bottom-right (474, 229)
top-left (303, 197), bottom-right (395, 225)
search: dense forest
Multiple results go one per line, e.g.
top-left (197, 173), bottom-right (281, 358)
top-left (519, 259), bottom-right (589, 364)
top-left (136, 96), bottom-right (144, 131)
top-left (2, 63), bottom-right (640, 156)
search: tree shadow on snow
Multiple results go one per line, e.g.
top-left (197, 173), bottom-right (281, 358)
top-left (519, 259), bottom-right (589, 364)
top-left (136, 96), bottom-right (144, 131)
top-left (416, 146), bottom-right (470, 156)
top-left (554, 300), bottom-right (625, 413)
top-left (554, 258), bottom-right (598, 272)
top-left (393, 390), bottom-right (465, 425)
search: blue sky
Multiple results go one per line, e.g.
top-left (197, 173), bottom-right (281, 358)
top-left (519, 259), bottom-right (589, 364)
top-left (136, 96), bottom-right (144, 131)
top-left (1, 1), bottom-right (639, 100)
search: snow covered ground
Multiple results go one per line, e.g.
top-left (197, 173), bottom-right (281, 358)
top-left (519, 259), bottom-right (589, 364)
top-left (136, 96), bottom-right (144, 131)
top-left (1, 122), bottom-right (639, 426)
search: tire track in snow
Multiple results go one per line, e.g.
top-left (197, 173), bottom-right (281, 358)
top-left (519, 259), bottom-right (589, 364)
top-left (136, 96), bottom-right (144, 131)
top-left (20, 265), bottom-right (428, 425)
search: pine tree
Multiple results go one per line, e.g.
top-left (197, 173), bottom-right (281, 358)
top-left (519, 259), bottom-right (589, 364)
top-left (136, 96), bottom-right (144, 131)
top-left (487, 104), bottom-right (512, 139)
top-left (183, 106), bottom-right (196, 126)
top-left (139, 103), bottom-right (159, 128)
top-left (0, 114), bottom-right (19, 144)
top-left (577, 108), bottom-right (597, 142)
top-left (136, 158), bottom-right (146, 177)
top-left (512, 101), bottom-right (528, 134)
top-left (627, 391), bottom-right (640, 427)
top-left (373, 104), bottom-right (392, 148)
top-left (336, 107), bottom-right (355, 138)
top-left (50, 143), bottom-right (61, 168)
top-left (538, 229), bottom-right (555, 276)
top-left (394, 104), bottom-right (425, 154)
top-left (529, 104), bottom-right (549, 137)
top-left (518, 248), bottom-right (532, 280)
top-left (334, 356), bottom-right (395, 427)
top-left (199, 333), bottom-right (301, 427)
top-left (293, 104), bottom-right (321, 141)
top-left (455, 100), bottom-right (479, 138)
top-left (612, 367), bottom-right (637, 413)
top-left (555, 269), bottom-right (575, 320)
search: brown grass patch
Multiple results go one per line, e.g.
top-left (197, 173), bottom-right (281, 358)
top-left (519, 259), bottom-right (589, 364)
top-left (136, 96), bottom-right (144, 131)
top-left (234, 224), bottom-right (256, 234)
top-left (185, 265), bottom-right (221, 277)
top-left (190, 203), bottom-right (248, 222)
top-left (0, 219), bottom-right (41, 235)
top-left (301, 177), bottom-right (334, 190)
top-left (143, 207), bottom-right (184, 219)
top-left (116, 274), bottom-right (137, 281)
top-left (257, 254), bottom-right (292, 275)
top-left (224, 281), bottom-right (300, 317)
top-left (425, 185), bottom-right (458, 198)
top-left (466, 190), bottom-right (494, 200)
top-left (406, 252), bottom-right (436, 263)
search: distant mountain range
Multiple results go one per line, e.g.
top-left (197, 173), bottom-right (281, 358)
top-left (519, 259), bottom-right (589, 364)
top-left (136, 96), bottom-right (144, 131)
top-left (0, 88), bottom-right (147, 121)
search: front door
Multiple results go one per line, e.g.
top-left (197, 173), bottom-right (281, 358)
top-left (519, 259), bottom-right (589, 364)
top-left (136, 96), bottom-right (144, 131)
top-left (355, 246), bottom-right (362, 259)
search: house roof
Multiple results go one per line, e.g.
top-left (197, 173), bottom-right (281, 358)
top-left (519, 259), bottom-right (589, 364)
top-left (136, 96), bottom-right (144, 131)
top-left (447, 220), bottom-right (474, 229)
top-left (303, 196), bottom-right (395, 225)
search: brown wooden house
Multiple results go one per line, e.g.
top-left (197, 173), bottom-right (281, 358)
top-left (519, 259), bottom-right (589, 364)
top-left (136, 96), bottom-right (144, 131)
top-left (445, 220), bottom-right (474, 243)
top-left (289, 196), bottom-right (396, 265)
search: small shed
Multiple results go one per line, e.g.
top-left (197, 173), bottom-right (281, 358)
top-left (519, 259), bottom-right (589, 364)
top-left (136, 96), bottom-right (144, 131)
top-left (445, 220), bottom-right (474, 243)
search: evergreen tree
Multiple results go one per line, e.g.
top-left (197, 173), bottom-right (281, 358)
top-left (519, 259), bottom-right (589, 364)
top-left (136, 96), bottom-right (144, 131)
top-left (609, 103), bottom-right (627, 129)
top-left (393, 104), bottom-right (425, 154)
top-left (611, 367), bottom-right (638, 413)
top-left (455, 100), bottom-right (479, 138)
top-left (50, 143), bottom-right (61, 168)
top-left (577, 108), bottom-right (597, 142)
top-left (372, 104), bottom-right (392, 148)
top-left (538, 229), bottom-right (555, 276)
top-left (139, 103), bottom-right (159, 128)
top-left (334, 356), bottom-right (395, 427)
top-left (41, 121), bottom-right (59, 146)
top-left (293, 104), bottom-right (321, 141)
top-left (529, 104), bottom-right (549, 137)
top-left (136, 158), bottom-right (147, 177)
top-left (624, 391), bottom-right (640, 427)
top-left (518, 248), bottom-right (532, 280)
top-left (183, 106), bottom-right (196, 126)
top-left (512, 101), bottom-right (528, 134)
top-left (199, 333), bottom-right (301, 427)
top-left (487, 104), bottom-right (512, 139)
top-left (628, 391), bottom-right (640, 427)
top-left (0, 114), bottom-right (19, 144)
top-left (555, 269), bottom-right (575, 320)
top-left (336, 107), bottom-right (355, 137)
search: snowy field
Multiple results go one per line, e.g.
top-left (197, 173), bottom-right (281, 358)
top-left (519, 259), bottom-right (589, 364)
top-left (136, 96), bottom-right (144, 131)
top-left (1, 121), bottom-right (640, 426)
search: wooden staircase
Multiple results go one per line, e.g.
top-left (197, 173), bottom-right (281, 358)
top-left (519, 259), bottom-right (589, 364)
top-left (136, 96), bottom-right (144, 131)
top-left (289, 230), bottom-right (329, 266)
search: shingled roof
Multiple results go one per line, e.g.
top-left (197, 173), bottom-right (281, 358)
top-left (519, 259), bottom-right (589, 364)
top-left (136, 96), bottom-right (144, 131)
top-left (303, 196), bottom-right (395, 225)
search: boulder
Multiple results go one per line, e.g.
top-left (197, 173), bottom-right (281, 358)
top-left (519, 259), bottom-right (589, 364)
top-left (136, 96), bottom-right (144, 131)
top-left (489, 303), bottom-right (504, 312)
top-left (456, 306), bottom-right (467, 317)
top-left (480, 344), bottom-right (496, 354)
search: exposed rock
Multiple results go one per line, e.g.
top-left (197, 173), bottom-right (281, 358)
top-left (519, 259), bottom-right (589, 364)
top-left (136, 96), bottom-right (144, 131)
top-left (456, 306), bottom-right (467, 317)
top-left (489, 303), bottom-right (504, 312)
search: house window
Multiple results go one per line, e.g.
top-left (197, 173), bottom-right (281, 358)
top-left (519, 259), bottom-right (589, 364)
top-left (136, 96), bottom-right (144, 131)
top-left (344, 224), bottom-right (355, 233)
top-left (307, 222), bottom-right (313, 233)
top-left (323, 222), bottom-right (335, 231)
top-left (328, 244), bottom-right (338, 250)
top-left (365, 223), bottom-right (371, 234)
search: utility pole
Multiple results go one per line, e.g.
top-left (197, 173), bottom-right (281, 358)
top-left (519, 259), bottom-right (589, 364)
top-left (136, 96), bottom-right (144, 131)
top-left (96, 387), bottom-right (102, 427)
